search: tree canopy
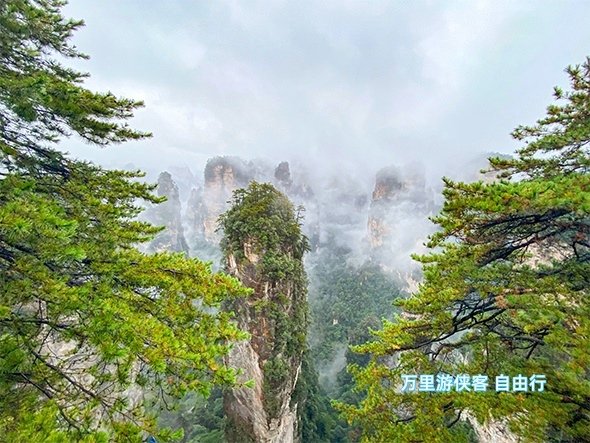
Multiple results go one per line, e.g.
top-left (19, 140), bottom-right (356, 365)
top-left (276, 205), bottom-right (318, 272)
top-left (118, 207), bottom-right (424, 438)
top-left (339, 58), bottom-right (590, 442)
top-left (0, 1), bottom-right (248, 441)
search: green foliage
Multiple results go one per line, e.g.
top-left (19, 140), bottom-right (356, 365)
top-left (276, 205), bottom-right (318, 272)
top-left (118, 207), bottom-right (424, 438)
top-left (301, 235), bottom-right (402, 442)
top-left (219, 181), bottom-right (309, 272)
top-left (0, 0), bottom-right (150, 176)
top-left (153, 388), bottom-right (227, 443)
top-left (0, 1), bottom-right (249, 440)
top-left (219, 182), bottom-right (314, 424)
top-left (262, 357), bottom-right (291, 418)
top-left (333, 316), bottom-right (382, 408)
top-left (219, 182), bottom-right (310, 364)
top-left (309, 245), bottom-right (401, 369)
top-left (339, 58), bottom-right (590, 442)
top-left (293, 352), bottom-right (350, 443)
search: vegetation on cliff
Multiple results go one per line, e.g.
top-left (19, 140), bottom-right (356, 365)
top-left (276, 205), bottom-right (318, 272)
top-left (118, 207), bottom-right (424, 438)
top-left (292, 353), bottom-right (350, 443)
top-left (309, 242), bottom-right (401, 375)
top-left (0, 1), bottom-right (248, 440)
top-left (304, 235), bottom-right (402, 442)
top-left (339, 59), bottom-right (590, 442)
top-left (154, 388), bottom-right (227, 443)
top-left (219, 182), bottom-right (310, 423)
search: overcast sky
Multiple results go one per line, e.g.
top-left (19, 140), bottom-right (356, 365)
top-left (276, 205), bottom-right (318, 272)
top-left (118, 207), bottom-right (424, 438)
top-left (62, 0), bottom-right (590, 179)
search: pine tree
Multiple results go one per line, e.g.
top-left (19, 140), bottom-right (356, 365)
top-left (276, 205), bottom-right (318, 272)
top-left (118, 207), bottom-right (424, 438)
top-left (0, 1), bottom-right (248, 440)
top-left (338, 58), bottom-right (590, 442)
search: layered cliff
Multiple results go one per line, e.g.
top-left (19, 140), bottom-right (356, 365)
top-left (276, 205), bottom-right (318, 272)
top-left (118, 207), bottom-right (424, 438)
top-left (367, 165), bottom-right (433, 250)
top-left (201, 156), bottom-right (257, 242)
top-left (144, 171), bottom-right (189, 254)
top-left (365, 165), bottom-right (436, 291)
top-left (219, 182), bottom-right (309, 443)
top-left (185, 157), bottom-right (321, 252)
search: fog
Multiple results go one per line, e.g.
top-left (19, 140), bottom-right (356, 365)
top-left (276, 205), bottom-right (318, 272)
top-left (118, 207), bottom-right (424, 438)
top-left (60, 0), bottom-right (590, 183)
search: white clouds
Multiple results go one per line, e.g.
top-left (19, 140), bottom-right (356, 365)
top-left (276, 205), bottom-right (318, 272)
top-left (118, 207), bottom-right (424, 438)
top-left (157, 32), bottom-right (207, 71)
top-left (62, 0), bottom-right (590, 177)
top-left (150, 103), bottom-right (220, 145)
top-left (383, 0), bottom-right (527, 132)
top-left (191, 107), bottom-right (224, 143)
top-left (418, 1), bottom-right (525, 87)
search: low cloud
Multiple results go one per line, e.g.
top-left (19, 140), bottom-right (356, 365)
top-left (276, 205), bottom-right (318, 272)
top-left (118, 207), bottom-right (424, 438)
top-left (62, 0), bottom-right (590, 179)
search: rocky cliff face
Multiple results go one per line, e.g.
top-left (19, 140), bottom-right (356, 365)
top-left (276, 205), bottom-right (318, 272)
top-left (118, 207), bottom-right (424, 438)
top-left (185, 157), bottom-right (321, 252)
top-left (273, 162), bottom-right (320, 251)
top-left (200, 157), bottom-right (256, 243)
top-left (367, 166), bottom-right (432, 250)
top-left (222, 266), bottom-right (302, 443)
top-left (365, 165), bottom-right (436, 289)
top-left (144, 171), bottom-right (189, 254)
top-left (274, 161), bottom-right (293, 192)
top-left (220, 183), bottom-right (308, 443)
top-left (464, 413), bottom-right (519, 443)
top-left (185, 186), bottom-right (206, 240)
